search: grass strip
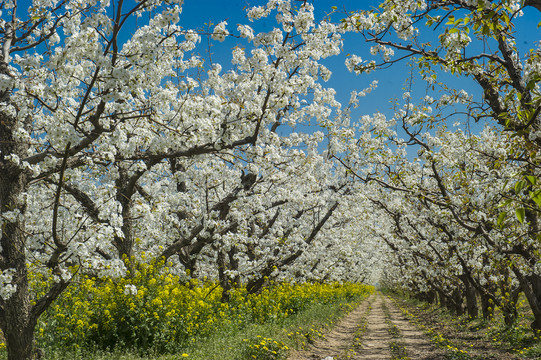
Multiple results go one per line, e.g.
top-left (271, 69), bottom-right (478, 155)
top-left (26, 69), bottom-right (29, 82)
top-left (387, 295), bottom-right (486, 360)
top-left (381, 295), bottom-right (410, 360)
top-left (336, 295), bottom-right (374, 359)
top-left (351, 301), bottom-right (372, 350)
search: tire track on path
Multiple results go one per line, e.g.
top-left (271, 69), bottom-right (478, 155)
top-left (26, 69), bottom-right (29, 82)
top-left (384, 298), bottom-right (441, 359)
top-left (287, 294), bottom-right (374, 360)
top-left (288, 292), bottom-right (443, 360)
top-left (352, 293), bottom-right (392, 359)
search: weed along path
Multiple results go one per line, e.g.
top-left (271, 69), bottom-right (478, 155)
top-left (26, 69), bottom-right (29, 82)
top-left (287, 294), bottom-right (375, 360)
top-left (349, 293), bottom-right (392, 359)
top-left (288, 292), bottom-right (442, 360)
top-left (378, 297), bottom-right (440, 360)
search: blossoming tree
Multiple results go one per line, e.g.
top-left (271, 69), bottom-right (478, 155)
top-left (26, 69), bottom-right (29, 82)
top-left (0, 0), bottom-right (360, 358)
top-left (337, 0), bottom-right (541, 330)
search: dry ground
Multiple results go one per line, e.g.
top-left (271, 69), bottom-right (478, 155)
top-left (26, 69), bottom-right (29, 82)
top-left (288, 292), bottom-right (450, 360)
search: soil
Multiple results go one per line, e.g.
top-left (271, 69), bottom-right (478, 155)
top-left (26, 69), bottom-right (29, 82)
top-left (288, 295), bottom-right (373, 360)
top-left (288, 292), bottom-right (519, 360)
top-left (393, 297), bottom-right (523, 360)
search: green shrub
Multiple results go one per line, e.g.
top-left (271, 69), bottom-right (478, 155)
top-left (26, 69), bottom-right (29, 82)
top-left (27, 259), bottom-right (373, 356)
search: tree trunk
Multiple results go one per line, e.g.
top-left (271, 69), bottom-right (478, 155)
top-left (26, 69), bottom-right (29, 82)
top-left (501, 289), bottom-right (520, 327)
top-left (0, 220), bottom-right (36, 360)
top-left (446, 288), bottom-right (463, 316)
top-left (0, 114), bottom-right (36, 359)
top-left (438, 290), bottom-right (447, 308)
top-left (217, 249), bottom-right (231, 302)
top-left (178, 247), bottom-right (198, 277)
top-left (479, 289), bottom-right (494, 320)
top-left (3, 317), bottom-right (35, 360)
top-left (113, 169), bottom-right (136, 262)
top-left (461, 276), bottom-right (478, 319)
top-left (228, 246), bottom-right (241, 288)
top-left (513, 268), bottom-right (541, 331)
top-left (424, 290), bottom-right (437, 304)
top-left (0, 37), bottom-right (39, 354)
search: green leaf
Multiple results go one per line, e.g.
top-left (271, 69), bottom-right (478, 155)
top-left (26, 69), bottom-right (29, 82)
top-left (527, 176), bottom-right (537, 186)
top-left (531, 190), bottom-right (541, 207)
top-left (497, 211), bottom-right (506, 226)
top-left (516, 208), bottom-right (526, 224)
top-left (515, 180), bottom-right (525, 194)
top-left (501, 13), bottom-right (509, 27)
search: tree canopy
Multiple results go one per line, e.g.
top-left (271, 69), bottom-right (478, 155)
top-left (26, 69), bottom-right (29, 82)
top-left (2, 0), bottom-right (541, 359)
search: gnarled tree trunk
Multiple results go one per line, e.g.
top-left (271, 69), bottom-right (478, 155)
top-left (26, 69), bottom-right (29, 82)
top-left (0, 98), bottom-right (36, 360)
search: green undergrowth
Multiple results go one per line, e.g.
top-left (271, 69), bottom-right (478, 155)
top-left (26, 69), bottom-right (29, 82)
top-left (38, 299), bottom-right (367, 360)
top-left (381, 296), bottom-right (410, 360)
top-left (387, 292), bottom-right (541, 359)
top-left (335, 295), bottom-right (374, 360)
top-left (351, 300), bottom-right (372, 351)
top-left (0, 261), bottom-right (373, 360)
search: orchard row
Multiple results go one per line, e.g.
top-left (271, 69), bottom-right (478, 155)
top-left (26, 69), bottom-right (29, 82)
top-left (1, 1), bottom-right (541, 359)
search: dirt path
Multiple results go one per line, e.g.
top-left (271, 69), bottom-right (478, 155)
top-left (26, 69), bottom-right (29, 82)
top-left (288, 292), bottom-right (442, 360)
top-left (352, 293), bottom-right (392, 359)
top-left (382, 297), bottom-right (442, 360)
top-left (288, 295), bottom-right (373, 359)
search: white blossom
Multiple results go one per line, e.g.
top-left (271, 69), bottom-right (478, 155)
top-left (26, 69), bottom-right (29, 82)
top-left (211, 21), bottom-right (229, 42)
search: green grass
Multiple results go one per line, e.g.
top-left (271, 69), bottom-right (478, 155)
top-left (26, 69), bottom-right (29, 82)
top-left (381, 296), bottom-right (410, 360)
top-left (389, 340), bottom-right (410, 360)
top-left (351, 302), bottom-right (372, 350)
top-left (388, 293), bottom-right (541, 359)
top-left (34, 299), bottom-right (365, 360)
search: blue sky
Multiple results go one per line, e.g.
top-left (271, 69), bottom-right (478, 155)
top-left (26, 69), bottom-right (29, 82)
top-left (176, 0), bottom-right (541, 131)
top-left (11, 0), bottom-right (541, 135)
top-left (178, 0), bottom-right (403, 116)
